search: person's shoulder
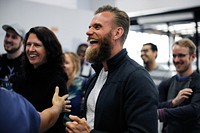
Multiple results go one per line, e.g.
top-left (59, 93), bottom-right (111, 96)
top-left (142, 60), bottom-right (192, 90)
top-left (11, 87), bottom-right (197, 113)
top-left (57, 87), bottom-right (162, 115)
top-left (0, 87), bottom-right (19, 97)
top-left (0, 88), bottom-right (40, 133)
top-left (126, 57), bottom-right (144, 69)
top-left (158, 76), bottom-right (175, 90)
top-left (123, 59), bottom-right (150, 78)
top-left (189, 72), bottom-right (200, 91)
top-left (156, 65), bottom-right (173, 76)
top-left (123, 59), bottom-right (148, 76)
top-left (191, 71), bottom-right (200, 80)
top-left (0, 87), bottom-right (26, 102)
top-left (0, 53), bottom-right (7, 60)
top-left (76, 75), bottom-right (88, 83)
top-left (0, 87), bottom-right (36, 111)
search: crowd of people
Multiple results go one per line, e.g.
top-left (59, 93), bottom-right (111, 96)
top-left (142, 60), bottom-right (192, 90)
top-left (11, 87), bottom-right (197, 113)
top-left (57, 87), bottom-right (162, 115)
top-left (0, 4), bottom-right (200, 133)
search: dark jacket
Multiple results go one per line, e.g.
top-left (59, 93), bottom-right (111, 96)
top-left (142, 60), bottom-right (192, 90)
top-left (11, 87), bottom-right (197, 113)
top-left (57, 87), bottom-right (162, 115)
top-left (14, 62), bottom-right (68, 133)
top-left (82, 49), bottom-right (158, 133)
top-left (158, 72), bottom-right (200, 133)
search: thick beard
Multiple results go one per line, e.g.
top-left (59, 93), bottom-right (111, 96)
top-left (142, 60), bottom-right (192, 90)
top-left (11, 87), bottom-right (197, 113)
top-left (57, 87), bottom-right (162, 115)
top-left (86, 34), bottom-right (112, 64)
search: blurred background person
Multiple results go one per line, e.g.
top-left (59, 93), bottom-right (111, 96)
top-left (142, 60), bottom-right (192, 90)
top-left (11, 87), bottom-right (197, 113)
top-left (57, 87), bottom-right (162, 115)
top-left (141, 43), bottom-right (172, 88)
top-left (0, 24), bottom-right (25, 90)
top-left (141, 43), bottom-right (172, 133)
top-left (76, 43), bottom-right (94, 79)
top-left (13, 26), bottom-right (68, 133)
top-left (63, 51), bottom-right (86, 122)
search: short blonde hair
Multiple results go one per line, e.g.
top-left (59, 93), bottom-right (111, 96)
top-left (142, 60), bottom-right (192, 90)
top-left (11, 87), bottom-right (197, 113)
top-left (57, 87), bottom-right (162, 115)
top-left (95, 5), bottom-right (130, 44)
top-left (173, 38), bottom-right (196, 55)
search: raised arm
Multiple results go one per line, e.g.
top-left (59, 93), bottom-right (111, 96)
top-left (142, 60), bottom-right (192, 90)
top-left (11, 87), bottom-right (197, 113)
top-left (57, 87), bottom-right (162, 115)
top-left (39, 86), bottom-right (71, 133)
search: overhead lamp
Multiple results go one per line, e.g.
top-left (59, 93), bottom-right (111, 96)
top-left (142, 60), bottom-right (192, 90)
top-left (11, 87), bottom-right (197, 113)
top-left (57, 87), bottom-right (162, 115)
top-left (137, 12), bottom-right (194, 24)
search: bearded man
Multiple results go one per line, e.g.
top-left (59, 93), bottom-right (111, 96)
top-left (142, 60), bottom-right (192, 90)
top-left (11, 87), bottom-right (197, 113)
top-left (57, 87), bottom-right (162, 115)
top-left (66, 5), bottom-right (158, 133)
top-left (0, 24), bottom-right (25, 90)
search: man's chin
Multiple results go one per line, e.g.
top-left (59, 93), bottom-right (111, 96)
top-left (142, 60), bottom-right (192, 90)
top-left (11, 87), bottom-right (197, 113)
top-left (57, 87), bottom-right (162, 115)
top-left (6, 50), bottom-right (14, 54)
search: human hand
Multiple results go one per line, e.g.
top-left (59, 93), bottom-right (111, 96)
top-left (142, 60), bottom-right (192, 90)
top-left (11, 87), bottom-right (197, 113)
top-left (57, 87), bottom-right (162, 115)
top-left (66, 115), bottom-right (90, 133)
top-left (172, 88), bottom-right (193, 106)
top-left (52, 86), bottom-right (71, 113)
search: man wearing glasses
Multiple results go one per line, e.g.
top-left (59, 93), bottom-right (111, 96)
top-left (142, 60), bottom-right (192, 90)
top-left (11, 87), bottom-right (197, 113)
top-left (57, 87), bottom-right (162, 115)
top-left (158, 38), bottom-right (200, 133)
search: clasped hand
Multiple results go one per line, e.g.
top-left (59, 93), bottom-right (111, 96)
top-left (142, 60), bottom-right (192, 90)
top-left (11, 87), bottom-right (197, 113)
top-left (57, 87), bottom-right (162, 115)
top-left (66, 115), bottom-right (90, 133)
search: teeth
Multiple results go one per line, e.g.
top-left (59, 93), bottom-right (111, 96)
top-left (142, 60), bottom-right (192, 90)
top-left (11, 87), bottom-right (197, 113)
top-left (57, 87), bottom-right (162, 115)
top-left (29, 54), bottom-right (36, 57)
top-left (89, 39), bottom-right (98, 44)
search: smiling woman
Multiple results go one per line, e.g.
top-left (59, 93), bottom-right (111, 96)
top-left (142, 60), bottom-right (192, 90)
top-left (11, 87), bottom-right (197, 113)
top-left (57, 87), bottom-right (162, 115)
top-left (13, 26), bottom-right (68, 133)
top-left (25, 33), bottom-right (47, 68)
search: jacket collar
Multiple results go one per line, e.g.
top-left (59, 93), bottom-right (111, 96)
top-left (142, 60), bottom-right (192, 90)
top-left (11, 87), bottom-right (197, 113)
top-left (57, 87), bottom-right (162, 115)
top-left (91, 49), bottom-right (128, 74)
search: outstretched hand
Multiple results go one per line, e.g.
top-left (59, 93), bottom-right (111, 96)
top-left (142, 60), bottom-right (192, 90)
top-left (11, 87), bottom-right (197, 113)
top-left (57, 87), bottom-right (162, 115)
top-left (52, 86), bottom-right (71, 113)
top-left (39, 86), bottom-right (71, 132)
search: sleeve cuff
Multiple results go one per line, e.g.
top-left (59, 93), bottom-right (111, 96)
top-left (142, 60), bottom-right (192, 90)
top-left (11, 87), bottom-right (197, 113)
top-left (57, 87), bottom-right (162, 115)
top-left (158, 109), bottom-right (165, 122)
top-left (167, 99), bottom-right (173, 108)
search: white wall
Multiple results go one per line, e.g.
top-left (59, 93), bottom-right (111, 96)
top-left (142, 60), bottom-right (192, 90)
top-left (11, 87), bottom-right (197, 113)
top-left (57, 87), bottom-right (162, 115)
top-left (116, 0), bottom-right (200, 17)
top-left (0, 0), bottom-right (93, 54)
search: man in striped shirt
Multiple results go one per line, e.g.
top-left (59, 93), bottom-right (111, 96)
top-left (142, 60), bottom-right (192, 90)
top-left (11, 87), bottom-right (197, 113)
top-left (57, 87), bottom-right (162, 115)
top-left (141, 42), bottom-right (172, 133)
top-left (141, 43), bottom-right (172, 88)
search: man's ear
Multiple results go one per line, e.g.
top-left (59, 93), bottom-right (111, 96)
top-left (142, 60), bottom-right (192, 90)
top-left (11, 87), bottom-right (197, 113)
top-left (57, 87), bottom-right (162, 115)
top-left (113, 27), bottom-right (124, 40)
top-left (191, 53), bottom-right (196, 61)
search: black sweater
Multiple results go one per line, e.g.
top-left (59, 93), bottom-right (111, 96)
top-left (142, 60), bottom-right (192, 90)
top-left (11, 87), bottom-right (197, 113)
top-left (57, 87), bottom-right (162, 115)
top-left (158, 72), bottom-right (200, 133)
top-left (14, 62), bottom-right (68, 133)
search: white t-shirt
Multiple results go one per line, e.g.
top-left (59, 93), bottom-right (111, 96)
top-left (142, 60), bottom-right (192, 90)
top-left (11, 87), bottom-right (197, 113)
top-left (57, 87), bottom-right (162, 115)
top-left (86, 68), bottom-right (108, 129)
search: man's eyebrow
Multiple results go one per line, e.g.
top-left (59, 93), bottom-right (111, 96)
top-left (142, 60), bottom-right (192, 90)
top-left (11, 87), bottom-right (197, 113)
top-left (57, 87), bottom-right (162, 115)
top-left (141, 48), bottom-right (149, 51)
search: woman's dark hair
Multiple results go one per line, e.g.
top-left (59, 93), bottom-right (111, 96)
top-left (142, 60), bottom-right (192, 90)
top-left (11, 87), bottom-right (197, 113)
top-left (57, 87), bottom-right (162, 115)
top-left (23, 26), bottom-right (65, 76)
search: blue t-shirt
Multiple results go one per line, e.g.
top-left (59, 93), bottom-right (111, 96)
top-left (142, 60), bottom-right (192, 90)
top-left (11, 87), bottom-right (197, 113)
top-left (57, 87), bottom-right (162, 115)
top-left (0, 88), bottom-right (40, 133)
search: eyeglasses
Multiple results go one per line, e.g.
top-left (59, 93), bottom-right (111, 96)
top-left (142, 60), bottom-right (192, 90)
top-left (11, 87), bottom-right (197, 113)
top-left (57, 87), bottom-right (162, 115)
top-left (172, 54), bottom-right (189, 58)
